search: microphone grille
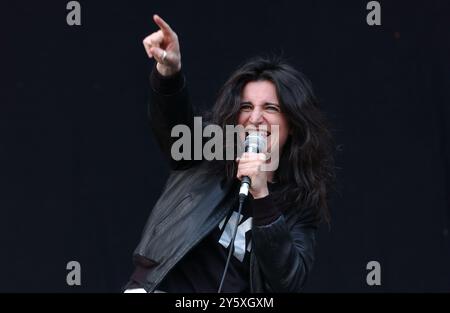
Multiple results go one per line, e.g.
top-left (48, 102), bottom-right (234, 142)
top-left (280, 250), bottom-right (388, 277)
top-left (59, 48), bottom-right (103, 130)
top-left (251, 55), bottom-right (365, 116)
top-left (244, 133), bottom-right (267, 153)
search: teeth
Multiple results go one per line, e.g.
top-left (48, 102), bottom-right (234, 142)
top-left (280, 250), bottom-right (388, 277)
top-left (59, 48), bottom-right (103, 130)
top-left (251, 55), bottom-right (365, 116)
top-left (245, 130), bottom-right (271, 137)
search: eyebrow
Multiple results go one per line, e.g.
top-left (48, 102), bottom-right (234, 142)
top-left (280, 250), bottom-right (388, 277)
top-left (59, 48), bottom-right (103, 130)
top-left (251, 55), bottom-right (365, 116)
top-left (240, 101), bottom-right (280, 106)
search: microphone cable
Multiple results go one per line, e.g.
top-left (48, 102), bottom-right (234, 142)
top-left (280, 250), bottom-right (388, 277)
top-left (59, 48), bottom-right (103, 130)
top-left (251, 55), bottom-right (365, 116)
top-left (217, 193), bottom-right (247, 293)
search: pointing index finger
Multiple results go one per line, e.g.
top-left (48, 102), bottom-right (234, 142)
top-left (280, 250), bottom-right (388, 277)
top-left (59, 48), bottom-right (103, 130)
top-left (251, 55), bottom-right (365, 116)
top-left (153, 14), bottom-right (174, 37)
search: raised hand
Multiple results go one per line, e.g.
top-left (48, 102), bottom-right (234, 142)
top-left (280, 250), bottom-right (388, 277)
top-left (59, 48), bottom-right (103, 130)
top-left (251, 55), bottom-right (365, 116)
top-left (143, 14), bottom-right (181, 76)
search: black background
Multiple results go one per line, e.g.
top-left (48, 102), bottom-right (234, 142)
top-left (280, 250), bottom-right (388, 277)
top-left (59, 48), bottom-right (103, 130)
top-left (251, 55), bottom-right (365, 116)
top-left (2, 0), bottom-right (449, 292)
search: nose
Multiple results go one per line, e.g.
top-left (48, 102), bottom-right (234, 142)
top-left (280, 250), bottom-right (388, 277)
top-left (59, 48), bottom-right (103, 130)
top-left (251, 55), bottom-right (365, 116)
top-left (249, 108), bottom-right (264, 125)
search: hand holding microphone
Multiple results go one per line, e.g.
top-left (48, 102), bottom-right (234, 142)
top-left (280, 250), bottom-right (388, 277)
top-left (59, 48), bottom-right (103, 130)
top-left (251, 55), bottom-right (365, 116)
top-left (236, 133), bottom-right (269, 199)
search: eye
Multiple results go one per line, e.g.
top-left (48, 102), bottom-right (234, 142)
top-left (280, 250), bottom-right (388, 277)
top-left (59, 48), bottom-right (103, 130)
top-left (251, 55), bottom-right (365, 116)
top-left (239, 103), bottom-right (253, 111)
top-left (265, 105), bottom-right (280, 112)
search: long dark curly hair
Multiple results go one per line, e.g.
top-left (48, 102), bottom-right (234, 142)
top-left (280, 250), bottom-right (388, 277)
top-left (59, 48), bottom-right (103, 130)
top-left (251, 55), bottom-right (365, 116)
top-left (207, 56), bottom-right (335, 224)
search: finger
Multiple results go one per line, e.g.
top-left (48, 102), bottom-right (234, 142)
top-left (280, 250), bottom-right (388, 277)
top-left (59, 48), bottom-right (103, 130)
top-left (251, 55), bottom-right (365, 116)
top-left (237, 168), bottom-right (258, 180)
top-left (143, 31), bottom-right (164, 49)
top-left (263, 152), bottom-right (271, 162)
top-left (153, 14), bottom-right (174, 37)
top-left (237, 157), bottom-right (260, 165)
top-left (143, 36), bottom-right (153, 57)
top-left (237, 158), bottom-right (262, 166)
top-left (237, 152), bottom-right (266, 162)
top-left (150, 47), bottom-right (168, 64)
top-left (238, 164), bottom-right (262, 173)
top-left (143, 40), bottom-right (153, 58)
top-left (240, 152), bottom-right (262, 161)
top-left (143, 32), bottom-right (163, 58)
top-left (149, 30), bottom-right (164, 47)
top-left (241, 153), bottom-right (266, 161)
top-left (236, 169), bottom-right (242, 180)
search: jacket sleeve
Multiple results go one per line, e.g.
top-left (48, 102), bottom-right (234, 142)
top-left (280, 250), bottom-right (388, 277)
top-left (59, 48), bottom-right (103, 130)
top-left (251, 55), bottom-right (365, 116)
top-left (250, 196), bottom-right (318, 292)
top-left (147, 65), bottom-right (196, 170)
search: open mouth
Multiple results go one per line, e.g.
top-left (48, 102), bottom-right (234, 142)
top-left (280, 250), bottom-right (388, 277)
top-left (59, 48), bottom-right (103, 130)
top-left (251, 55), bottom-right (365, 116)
top-left (245, 130), bottom-right (271, 138)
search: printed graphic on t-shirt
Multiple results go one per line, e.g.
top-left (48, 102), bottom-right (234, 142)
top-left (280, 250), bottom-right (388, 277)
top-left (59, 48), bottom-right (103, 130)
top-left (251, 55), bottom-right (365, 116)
top-left (218, 211), bottom-right (252, 262)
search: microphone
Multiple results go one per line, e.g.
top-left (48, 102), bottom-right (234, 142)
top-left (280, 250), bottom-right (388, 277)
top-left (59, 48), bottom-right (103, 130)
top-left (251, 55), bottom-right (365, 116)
top-left (238, 133), bottom-right (267, 198)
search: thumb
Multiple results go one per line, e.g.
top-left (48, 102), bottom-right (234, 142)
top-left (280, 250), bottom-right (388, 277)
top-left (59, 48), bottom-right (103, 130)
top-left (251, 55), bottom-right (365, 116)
top-left (150, 47), bottom-right (168, 64)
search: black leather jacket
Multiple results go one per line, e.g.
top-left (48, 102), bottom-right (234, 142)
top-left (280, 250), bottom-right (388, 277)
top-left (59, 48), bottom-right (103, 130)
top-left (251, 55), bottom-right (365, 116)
top-left (130, 68), bottom-right (318, 293)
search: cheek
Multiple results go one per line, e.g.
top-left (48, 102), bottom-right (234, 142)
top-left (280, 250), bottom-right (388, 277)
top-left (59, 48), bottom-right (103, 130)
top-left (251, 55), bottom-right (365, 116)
top-left (237, 112), bottom-right (248, 125)
top-left (236, 113), bottom-right (248, 143)
top-left (276, 118), bottom-right (290, 149)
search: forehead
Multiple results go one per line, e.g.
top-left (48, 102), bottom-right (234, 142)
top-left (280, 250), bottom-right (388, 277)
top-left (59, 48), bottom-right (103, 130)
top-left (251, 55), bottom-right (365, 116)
top-left (241, 80), bottom-right (278, 102)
